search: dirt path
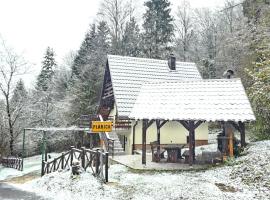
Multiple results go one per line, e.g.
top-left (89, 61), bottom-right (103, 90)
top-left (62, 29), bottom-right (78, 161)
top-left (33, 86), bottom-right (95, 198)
top-left (0, 183), bottom-right (46, 200)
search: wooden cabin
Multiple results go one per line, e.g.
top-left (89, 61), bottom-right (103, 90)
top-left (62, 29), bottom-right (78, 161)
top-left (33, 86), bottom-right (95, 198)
top-left (98, 55), bottom-right (209, 154)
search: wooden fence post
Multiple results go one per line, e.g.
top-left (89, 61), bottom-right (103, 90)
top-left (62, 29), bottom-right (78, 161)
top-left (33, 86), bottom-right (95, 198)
top-left (41, 160), bottom-right (45, 176)
top-left (81, 147), bottom-right (85, 170)
top-left (112, 140), bottom-right (114, 158)
top-left (105, 152), bottom-right (109, 183)
top-left (53, 159), bottom-right (56, 172)
top-left (95, 149), bottom-right (100, 175)
top-left (70, 146), bottom-right (74, 166)
top-left (61, 153), bottom-right (64, 169)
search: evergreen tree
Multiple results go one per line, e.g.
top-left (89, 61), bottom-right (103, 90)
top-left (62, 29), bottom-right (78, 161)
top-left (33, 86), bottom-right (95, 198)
top-left (95, 21), bottom-right (110, 62)
top-left (11, 79), bottom-right (27, 107)
top-left (201, 59), bottom-right (216, 79)
top-left (121, 17), bottom-right (141, 57)
top-left (142, 0), bottom-right (174, 59)
top-left (68, 21), bottom-right (110, 121)
top-left (36, 47), bottom-right (56, 91)
top-left (71, 24), bottom-right (96, 78)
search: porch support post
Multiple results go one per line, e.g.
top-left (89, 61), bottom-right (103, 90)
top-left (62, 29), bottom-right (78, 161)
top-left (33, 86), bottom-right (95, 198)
top-left (229, 121), bottom-right (246, 148)
top-left (177, 120), bottom-right (202, 166)
top-left (132, 121), bottom-right (138, 155)
top-left (239, 121), bottom-right (246, 147)
top-left (142, 119), bottom-right (147, 165)
top-left (224, 122), bottom-right (234, 157)
top-left (156, 120), bottom-right (161, 155)
top-left (188, 121), bottom-right (195, 166)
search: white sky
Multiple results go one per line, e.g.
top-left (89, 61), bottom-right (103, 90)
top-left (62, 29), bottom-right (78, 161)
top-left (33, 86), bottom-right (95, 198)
top-left (0, 0), bottom-right (225, 88)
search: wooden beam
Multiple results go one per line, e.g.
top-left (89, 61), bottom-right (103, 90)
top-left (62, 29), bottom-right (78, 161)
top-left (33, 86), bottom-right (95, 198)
top-left (159, 120), bottom-right (168, 129)
top-left (132, 121), bottom-right (138, 155)
top-left (229, 121), bottom-right (246, 147)
top-left (156, 120), bottom-right (161, 156)
top-left (188, 121), bottom-right (195, 166)
top-left (229, 121), bottom-right (241, 132)
top-left (177, 120), bottom-right (189, 131)
top-left (224, 122), bottom-right (234, 157)
top-left (194, 121), bottom-right (203, 129)
top-left (142, 119), bottom-right (147, 165)
top-left (146, 119), bottom-right (155, 129)
top-left (239, 121), bottom-right (246, 147)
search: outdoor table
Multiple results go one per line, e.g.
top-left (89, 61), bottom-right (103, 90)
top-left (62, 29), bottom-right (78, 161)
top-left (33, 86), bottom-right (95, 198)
top-left (163, 145), bottom-right (184, 163)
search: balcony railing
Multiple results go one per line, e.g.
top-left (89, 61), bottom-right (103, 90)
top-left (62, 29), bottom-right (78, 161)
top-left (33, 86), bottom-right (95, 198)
top-left (77, 115), bottom-right (132, 130)
top-left (108, 117), bottom-right (132, 130)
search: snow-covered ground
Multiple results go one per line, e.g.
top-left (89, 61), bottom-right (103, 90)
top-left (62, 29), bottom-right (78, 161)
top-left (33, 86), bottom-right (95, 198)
top-left (0, 153), bottom-right (60, 181)
top-left (11, 140), bottom-right (270, 200)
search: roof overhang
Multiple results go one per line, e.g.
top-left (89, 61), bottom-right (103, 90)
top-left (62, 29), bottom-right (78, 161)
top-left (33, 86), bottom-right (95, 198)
top-left (129, 79), bottom-right (256, 122)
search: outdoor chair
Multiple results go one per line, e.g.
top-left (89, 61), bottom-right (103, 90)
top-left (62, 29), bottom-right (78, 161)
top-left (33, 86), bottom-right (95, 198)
top-left (150, 141), bottom-right (165, 162)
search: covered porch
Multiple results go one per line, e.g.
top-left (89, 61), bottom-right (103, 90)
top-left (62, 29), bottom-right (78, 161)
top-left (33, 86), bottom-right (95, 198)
top-left (129, 79), bottom-right (255, 166)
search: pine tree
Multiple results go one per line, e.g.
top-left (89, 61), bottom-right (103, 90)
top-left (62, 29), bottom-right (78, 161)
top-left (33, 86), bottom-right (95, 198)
top-left (36, 47), bottom-right (56, 91)
top-left (71, 24), bottom-right (96, 78)
top-left (142, 0), bottom-right (174, 59)
top-left (201, 59), bottom-right (216, 79)
top-left (121, 17), bottom-right (141, 57)
top-left (94, 21), bottom-right (110, 63)
top-left (68, 21), bottom-right (110, 121)
top-left (11, 79), bottom-right (27, 107)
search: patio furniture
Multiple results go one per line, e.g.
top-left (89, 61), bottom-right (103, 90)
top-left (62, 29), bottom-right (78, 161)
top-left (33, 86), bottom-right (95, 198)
top-left (182, 150), bottom-right (189, 164)
top-left (163, 145), bottom-right (185, 163)
top-left (150, 141), bottom-right (165, 162)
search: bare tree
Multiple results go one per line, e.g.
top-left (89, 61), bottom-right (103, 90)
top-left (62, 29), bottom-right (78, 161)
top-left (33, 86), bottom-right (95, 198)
top-left (174, 0), bottom-right (195, 61)
top-left (0, 38), bottom-right (27, 155)
top-left (98, 0), bottom-right (133, 54)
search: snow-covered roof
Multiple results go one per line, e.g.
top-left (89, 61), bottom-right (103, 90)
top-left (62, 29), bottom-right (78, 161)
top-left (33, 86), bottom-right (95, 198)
top-left (107, 55), bottom-right (202, 117)
top-left (129, 79), bottom-right (255, 122)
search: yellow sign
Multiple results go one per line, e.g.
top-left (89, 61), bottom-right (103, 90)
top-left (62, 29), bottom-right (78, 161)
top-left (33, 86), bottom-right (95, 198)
top-left (91, 121), bottom-right (112, 132)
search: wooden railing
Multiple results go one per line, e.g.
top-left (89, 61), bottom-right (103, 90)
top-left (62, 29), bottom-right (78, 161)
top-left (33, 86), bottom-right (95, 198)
top-left (41, 146), bottom-right (109, 183)
top-left (1, 157), bottom-right (23, 171)
top-left (108, 117), bottom-right (132, 130)
top-left (114, 118), bottom-right (132, 129)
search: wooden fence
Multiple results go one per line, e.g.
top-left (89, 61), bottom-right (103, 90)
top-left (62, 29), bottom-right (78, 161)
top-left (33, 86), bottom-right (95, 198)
top-left (41, 146), bottom-right (109, 182)
top-left (0, 157), bottom-right (23, 171)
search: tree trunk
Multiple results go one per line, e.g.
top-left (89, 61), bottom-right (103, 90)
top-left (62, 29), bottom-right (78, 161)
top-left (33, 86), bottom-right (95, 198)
top-left (5, 95), bottom-right (14, 155)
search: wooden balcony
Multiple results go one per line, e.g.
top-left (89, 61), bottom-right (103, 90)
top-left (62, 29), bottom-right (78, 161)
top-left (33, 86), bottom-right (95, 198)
top-left (78, 115), bottom-right (131, 131)
top-left (108, 117), bottom-right (132, 130)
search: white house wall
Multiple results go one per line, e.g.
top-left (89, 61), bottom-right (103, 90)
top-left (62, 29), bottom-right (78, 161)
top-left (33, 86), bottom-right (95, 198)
top-left (125, 120), bottom-right (208, 154)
